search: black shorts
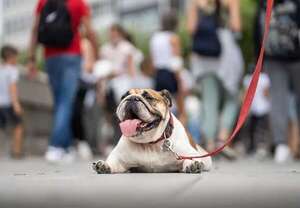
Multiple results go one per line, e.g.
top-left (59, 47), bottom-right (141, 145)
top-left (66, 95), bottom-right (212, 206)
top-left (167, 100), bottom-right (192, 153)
top-left (0, 106), bottom-right (22, 129)
top-left (154, 68), bottom-right (178, 95)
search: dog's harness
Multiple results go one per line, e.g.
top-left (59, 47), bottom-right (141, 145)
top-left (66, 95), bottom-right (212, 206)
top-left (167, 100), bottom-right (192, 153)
top-left (160, 0), bottom-right (275, 161)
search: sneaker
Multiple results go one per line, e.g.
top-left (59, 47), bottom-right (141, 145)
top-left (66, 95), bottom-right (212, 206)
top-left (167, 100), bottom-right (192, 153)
top-left (77, 141), bottom-right (93, 161)
top-left (217, 140), bottom-right (237, 160)
top-left (254, 148), bottom-right (269, 161)
top-left (274, 144), bottom-right (291, 164)
top-left (45, 146), bottom-right (65, 163)
top-left (220, 146), bottom-right (237, 160)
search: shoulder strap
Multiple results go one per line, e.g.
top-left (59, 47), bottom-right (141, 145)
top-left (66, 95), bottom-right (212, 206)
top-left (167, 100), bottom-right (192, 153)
top-left (45, 0), bottom-right (66, 6)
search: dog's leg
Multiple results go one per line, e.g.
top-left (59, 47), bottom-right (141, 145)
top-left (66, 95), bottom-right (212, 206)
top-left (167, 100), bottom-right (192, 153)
top-left (182, 160), bottom-right (204, 174)
top-left (92, 158), bottom-right (128, 174)
top-left (92, 139), bottom-right (132, 174)
top-left (93, 160), bottom-right (111, 174)
top-left (195, 145), bottom-right (213, 171)
top-left (178, 144), bottom-right (212, 172)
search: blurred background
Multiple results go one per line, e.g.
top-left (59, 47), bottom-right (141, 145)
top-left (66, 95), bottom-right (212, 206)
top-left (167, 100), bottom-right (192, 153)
top-left (0, 0), bottom-right (299, 165)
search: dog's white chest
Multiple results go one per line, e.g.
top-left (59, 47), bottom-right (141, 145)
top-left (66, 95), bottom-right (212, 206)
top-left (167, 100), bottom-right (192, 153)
top-left (133, 142), bottom-right (182, 172)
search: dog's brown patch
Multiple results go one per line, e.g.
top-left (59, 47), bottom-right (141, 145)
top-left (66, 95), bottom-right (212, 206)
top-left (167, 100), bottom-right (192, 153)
top-left (128, 89), bottom-right (164, 100)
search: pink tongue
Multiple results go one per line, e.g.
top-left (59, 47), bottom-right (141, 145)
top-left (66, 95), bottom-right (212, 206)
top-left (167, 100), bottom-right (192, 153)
top-left (119, 119), bottom-right (141, 137)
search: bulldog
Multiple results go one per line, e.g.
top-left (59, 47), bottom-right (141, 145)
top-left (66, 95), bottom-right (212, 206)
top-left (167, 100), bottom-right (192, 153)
top-left (93, 89), bottom-right (212, 174)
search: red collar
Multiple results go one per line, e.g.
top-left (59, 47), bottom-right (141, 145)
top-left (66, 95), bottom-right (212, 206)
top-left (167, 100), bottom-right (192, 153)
top-left (148, 113), bottom-right (174, 144)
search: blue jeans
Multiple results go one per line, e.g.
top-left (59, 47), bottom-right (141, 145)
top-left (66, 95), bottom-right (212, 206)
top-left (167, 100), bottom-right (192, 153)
top-left (46, 55), bottom-right (81, 149)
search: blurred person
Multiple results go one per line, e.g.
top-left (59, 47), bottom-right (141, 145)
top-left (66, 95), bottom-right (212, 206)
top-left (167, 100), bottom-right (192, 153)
top-left (122, 31), bottom-right (144, 73)
top-left (0, 45), bottom-right (24, 159)
top-left (287, 94), bottom-right (300, 158)
top-left (255, 0), bottom-right (300, 163)
top-left (187, 0), bottom-right (243, 159)
top-left (150, 10), bottom-right (186, 124)
top-left (28, 0), bottom-right (98, 163)
top-left (243, 71), bottom-right (271, 159)
top-left (72, 35), bottom-right (98, 160)
top-left (101, 24), bottom-right (137, 102)
top-left (101, 24), bottom-right (138, 146)
top-left (180, 69), bottom-right (203, 144)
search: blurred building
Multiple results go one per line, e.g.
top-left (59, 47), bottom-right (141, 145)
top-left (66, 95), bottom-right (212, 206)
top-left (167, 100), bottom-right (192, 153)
top-left (0, 0), bottom-right (185, 49)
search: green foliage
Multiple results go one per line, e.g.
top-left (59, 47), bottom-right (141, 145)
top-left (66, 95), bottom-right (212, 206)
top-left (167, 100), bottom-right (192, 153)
top-left (240, 0), bottom-right (258, 68)
top-left (18, 48), bottom-right (44, 71)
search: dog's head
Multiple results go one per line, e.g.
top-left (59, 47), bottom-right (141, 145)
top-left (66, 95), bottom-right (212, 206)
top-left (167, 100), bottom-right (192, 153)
top-left (117, 89), bottom-right (172, 143)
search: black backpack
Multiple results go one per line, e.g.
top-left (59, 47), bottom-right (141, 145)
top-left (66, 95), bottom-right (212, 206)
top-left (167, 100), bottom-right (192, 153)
top-left (38, 0), bottom-right (74, 48)
top-left (192, 0), bottom-right (222, 57)
top-left (258, 0), bottom-right (300, 60)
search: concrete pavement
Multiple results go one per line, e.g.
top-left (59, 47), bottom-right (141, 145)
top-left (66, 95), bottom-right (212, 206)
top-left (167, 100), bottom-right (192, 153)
top-left (0, 157), bottom-right (299, 208)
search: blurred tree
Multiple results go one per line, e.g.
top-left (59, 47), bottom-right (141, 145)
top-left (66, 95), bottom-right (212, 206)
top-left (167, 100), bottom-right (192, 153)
top-left (240, 0), bottom-right (258, 70)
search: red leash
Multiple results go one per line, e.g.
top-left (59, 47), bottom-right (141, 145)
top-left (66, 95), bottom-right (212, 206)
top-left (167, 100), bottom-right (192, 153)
top-left (177, 0), bottom-right (274, 160)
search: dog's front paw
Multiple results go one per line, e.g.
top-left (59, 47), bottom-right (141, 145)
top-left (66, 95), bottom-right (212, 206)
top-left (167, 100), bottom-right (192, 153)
top-left (92, 160), bottom-right (111, 174)
top-left (183, 160), bottom-right (204, 174)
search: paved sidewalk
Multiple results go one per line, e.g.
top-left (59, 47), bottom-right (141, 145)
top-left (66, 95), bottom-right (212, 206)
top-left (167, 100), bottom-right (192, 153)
top-left (0, 157), bottom-right (299, 208)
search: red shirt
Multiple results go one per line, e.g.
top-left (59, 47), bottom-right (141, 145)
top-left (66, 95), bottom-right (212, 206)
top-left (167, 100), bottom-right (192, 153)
top-left (36, 0), bottom-right (90, 58)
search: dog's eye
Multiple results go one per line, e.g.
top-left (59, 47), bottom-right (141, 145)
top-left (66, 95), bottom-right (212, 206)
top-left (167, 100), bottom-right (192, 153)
top-left (142, 92), bottom-right (154, 101)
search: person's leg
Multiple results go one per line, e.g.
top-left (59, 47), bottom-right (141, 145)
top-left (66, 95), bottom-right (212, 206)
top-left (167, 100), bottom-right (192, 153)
top-left (217, 91), bottom-right (239, 159)
top-left (83, 92), bottom-right (99, 156)
top-left (72, 91), bottom-right (81, 141)
top-left (248, 115), bottom-right (257, 154)
top-left (199, 75), bottom-right (220, 151)
top-left (266, 61), bottom-right (289, 145)
top-left (76, 89), bottom-right (94, 160)
top-left (45, 57), bottom-right (66, 161)
top-left (289, 61), bottom-right (300, 157)
top-left (12, 124), bottom-right (23, 157)
top-left (72, 83), bottom-right (87, 141)
top-left (46, 55), bottom-right (81, 150)
top-left (105, 88), bottom-right (121, 146)
top-left (289, 61), bottom-right (300, 123)
top-left (0, 106), bottom-right (24, 158)
top-left (255, 115), bottom-right (270, 154)
top-left (7, 106), bottom-right (24, 158)
top-left (219, 92), bottom-right (239, 140)
top-left (266, 60), bottom-right (290, 163)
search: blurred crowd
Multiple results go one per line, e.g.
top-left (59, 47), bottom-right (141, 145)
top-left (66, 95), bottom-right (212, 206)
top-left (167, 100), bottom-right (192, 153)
top-left (1, 0), bottom-right (300, 164)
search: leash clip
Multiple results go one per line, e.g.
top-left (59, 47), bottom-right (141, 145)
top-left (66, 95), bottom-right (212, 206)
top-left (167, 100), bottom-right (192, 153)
top-left (161, 138), bottom-right (181, 159)
top-left (161, 136), bottom-right (172, 152)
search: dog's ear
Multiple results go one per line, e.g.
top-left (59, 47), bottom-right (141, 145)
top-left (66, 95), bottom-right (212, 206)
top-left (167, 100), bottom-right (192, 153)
top-left (121, 91), bottom-right (130, 101)
top-left (160, 89), bottom-right (172, 108)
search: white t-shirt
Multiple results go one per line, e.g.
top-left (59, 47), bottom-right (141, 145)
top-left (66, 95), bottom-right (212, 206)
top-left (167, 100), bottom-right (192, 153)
top-left (0, 64), bottom-right (19, 106)
top-left (243, 73), bottom-right (270, 116)
top-left (102, 40), bottom-right (146, 101)
top-left (150, 31), bottom-right (174, 69)
top-left (101, 40), bottom-right (135, 75)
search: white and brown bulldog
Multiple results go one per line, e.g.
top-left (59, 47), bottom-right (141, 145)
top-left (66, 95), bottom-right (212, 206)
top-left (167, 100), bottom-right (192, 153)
top-left (93, 89), bottom-right (212, 174)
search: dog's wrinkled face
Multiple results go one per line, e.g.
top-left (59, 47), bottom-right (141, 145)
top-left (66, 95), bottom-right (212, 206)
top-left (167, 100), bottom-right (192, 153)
top-left (117, 89), bottom-right (172, 143)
